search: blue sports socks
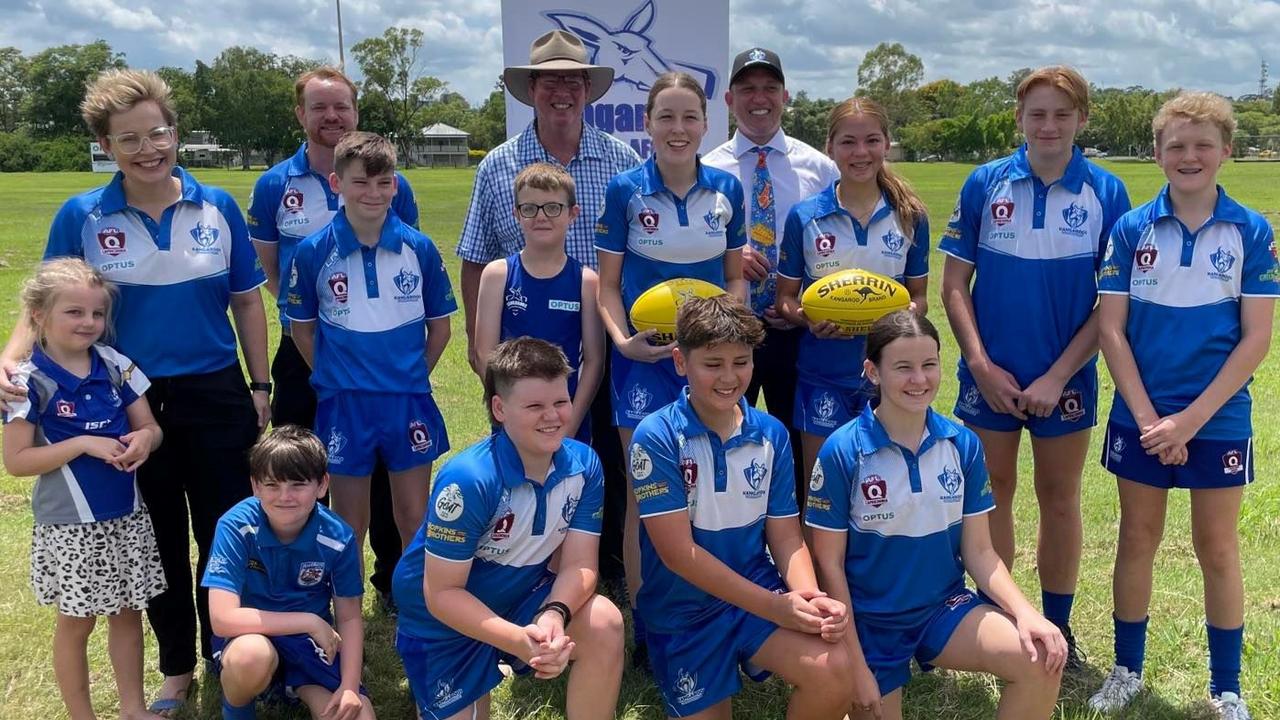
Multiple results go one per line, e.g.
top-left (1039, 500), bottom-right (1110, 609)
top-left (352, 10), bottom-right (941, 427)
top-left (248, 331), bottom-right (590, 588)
top-left (222, 697), bottom-right (257, 720)
top-left (1114, 615), bottom-right (1149, 675)
top-left (1042, 590), bottom-right (1075, 629)
top-left (1207, 623), bottom-right (1243, 697)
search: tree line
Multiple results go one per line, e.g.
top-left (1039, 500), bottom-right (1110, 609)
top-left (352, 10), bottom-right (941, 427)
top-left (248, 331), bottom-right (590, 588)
top-left (3, 36), bottom-right (1280, 172)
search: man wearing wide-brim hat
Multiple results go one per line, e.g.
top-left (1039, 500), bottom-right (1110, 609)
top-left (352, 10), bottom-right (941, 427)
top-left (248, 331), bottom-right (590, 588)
top-left (457, 29), bottom-right (641, 587)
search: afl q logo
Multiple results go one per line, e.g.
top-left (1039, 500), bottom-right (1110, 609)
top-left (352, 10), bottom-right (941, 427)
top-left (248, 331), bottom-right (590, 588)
top-left (1058, 389), bottom-right (1086, 422)
top-left (327, 272), bottom-right (349, 303)
top-left (814, 232), bottom-right (837, 258)
top-left (638, 209), bottom-right (660, 234)
top-left (1136, 239), bottom-right (1159, 273)
top-left (97, 228), bottom-right (126, 257)
top-left (283, 188), bottom-right (304, 213)
top-left (990, 198), bottom-right (1014, 227)
top-left (408, 420), bottom-right (432, 453)
top-left (861, 475), bottom-right (888, 508)
top-left (1222, 449), bottom-right (1244, 475)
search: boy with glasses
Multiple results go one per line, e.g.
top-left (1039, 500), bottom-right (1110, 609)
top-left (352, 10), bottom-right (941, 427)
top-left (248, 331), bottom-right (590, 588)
top-left (474, 163), bottom-right (604, 443)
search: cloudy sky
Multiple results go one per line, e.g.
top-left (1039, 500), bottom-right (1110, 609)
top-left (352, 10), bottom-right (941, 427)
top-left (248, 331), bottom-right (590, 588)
top-left (3, 0), bottom-right (1278, 105)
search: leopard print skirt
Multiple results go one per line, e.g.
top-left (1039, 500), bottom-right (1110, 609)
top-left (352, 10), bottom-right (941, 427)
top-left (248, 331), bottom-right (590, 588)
top-left (31, 506), bottom-right (168, 617)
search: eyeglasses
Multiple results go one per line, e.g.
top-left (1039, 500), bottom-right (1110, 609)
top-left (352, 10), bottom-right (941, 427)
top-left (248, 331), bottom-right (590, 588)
top-left (517, 202), bottom-right (570, 218)
top-left (107, 126), bottom-right (176, 155)
top-left (535, 74), bottom-right (586, 91)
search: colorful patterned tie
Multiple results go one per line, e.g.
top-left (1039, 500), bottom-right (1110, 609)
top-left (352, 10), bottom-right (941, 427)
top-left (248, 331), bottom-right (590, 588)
top-left (749, 146), bottom-right (776, 315)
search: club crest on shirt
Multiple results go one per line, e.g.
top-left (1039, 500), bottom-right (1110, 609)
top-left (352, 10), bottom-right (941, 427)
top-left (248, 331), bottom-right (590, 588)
top-left (1135, 233), bottom-right (1159, 273)
top-left (703, 208), bottom-right (721, 232)
top-left (814, 232), bottom-right (837, 258)
top-left (861, 474), bottom-right (888, 508)
top-left (283, 188), bottom-right (305, 213)
top-left (97, 227), bottom-right (126, 257)
top-left (1209, 246), bottom-right (1236, 280)
top-left (743, 458), bottom-right (767, 498)
top-left (505, 285), bottom-right (528, 315)
top-left (54, 399), bottom-right (75, 418)
top-left (491, 510), bottom-right (515, 541)
top-left (435, 483), bottom-right (465, 522)
top-left (328, 272), bottom-right (349, 303)
top-left (190, 222), bottom-right (220, 251)
top-left (408, 420), bottom-right (432, 453)
top-left (881, 230), bottom-right (905, 258)
top-left (560, 494), bottom-right (580, 526)
top-left (679, 456), bottom-right (698, 494)
top-left (990, 198), bottom-right (1014, 227)
top-left (394, 268), bottom-right (421, 298)
top-left (297, 561), bottom-right (325, 587)
top-left (1222, 449), bottom-right (1244, 475)
top-left (937, 466), bottom-right (962, 502)
top-left (638, 209), bottom-right (660, 234)
top-left (1062, 202), bottom-right (1089, 233)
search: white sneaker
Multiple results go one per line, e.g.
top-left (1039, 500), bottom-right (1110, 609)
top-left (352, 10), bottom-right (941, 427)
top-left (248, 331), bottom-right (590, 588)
top-left (1212, 692), bottom-right (1252, 720)
top-left (1088, 665), bottom-right (1143, 713)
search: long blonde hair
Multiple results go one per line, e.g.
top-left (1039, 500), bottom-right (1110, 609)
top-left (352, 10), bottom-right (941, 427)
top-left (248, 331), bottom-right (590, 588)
top-left (21, 258), bottom-right (117, 347)
top-left (826, 97), bottom-right (928, 240)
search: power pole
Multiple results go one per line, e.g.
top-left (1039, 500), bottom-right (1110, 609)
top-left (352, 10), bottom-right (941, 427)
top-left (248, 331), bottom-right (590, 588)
top-left (1261, 59), bottom-right (1269, 98)
top-left (336, 0), bottom-right (346, 70)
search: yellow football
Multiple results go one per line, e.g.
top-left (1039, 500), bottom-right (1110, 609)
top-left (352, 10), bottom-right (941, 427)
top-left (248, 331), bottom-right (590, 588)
top-left (629, 278), bottom-right (726, 345)
top-left (801, 268), bottom-right (909, 336)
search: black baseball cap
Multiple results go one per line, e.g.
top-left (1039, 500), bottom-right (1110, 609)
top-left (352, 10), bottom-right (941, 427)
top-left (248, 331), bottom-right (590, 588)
top-left (730, 47), bottom-right (784, 85)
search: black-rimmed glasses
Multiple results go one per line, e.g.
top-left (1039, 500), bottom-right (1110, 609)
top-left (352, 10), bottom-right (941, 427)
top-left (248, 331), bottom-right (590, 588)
top-left (517, 202), bottom-right (570, 218)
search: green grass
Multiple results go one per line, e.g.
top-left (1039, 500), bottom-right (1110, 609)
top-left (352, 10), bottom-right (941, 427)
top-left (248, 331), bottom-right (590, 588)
top-left (0, 161), bottom-right (1277, 719)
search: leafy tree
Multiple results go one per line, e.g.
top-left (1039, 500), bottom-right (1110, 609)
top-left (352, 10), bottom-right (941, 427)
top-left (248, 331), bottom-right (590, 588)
top-left (916, 79), bottom-right (965, 120)
top-left (856, 43), bottom-right (924, 128)
top-left (782, 90), bottom-right (837, 152)
top-left (23, 40), bottom-right (125, 137)
top-left (205, 47), bottom-right (305, 168)
top-left (352, 26), bottom-right (448, 162)
top-left (0, 47), bottom-right (27, 132)
top-left (465, 81), bottom-right (507, 151)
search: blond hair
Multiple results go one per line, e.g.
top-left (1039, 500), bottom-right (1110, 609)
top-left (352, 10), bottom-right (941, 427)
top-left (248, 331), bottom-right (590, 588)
top-left (1152, 92), bottom-right (1236, 147)
top-left (1016, 66), bottom-right (1090, 115)
top-left (21, 258), bottom-right (117, 347)
top-left (826, 97), bottom-right (928, 241)
top-left (295, 66), bottom-right (359, 108)
top-left (514, 162), bottom-right (578, 207)
top-left (80, 69), bottom-right (177, 139)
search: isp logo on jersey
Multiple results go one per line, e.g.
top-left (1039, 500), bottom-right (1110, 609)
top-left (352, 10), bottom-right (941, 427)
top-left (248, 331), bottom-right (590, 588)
top-left (814, 232), bottom-right (837, 258)
top-left (408, 420), bottom-right (432, 453)
top-left (327, 272), bottom-right (349, 303)
top-left (861, 474), bottom-right (888, 508)
top-left (638, 208), bottom-right (660, 234)
top-left (97, 227), bottom-right (127, 257)
top-left (990, 198), bottom-right (1014, 227)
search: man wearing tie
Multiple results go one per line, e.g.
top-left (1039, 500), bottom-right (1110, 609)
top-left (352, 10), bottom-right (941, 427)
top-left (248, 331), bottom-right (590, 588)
top-left (704, 47), bottom-right (838, 493)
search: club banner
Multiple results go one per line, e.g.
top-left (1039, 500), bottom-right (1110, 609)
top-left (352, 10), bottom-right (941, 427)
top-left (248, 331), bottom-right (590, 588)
top-left (501, 0), bottom-right (730, 159)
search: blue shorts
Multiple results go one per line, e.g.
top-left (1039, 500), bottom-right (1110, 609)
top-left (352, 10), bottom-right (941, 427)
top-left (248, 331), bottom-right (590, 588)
top-left (793, 379), bottom-right (870, 437)
top-left (647, 603), bottom-right (778, 716)
top-left (1102, 421), bottom-right (1253, 489)
top-left (397, 576), bottom-right (553, 719)
top-left (854, 589), bottom-right (982, 695)
top-left (953, 365), bottom-right (1097, 438)
top-left (316, 391), bottom-right (449, 475)
top-left (610, 348), bottom-right (685, 428)
top-left (211, 633), bottom-right (366, 698)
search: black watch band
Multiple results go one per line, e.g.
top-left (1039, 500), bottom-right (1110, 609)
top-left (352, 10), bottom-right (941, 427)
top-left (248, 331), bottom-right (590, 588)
top-left (249, 381), bottom-right (273, 394)
top-left (536, 600), bottom-right (572, 627)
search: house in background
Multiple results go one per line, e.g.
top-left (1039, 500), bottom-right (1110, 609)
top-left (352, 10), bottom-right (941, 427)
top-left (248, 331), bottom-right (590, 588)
top-left (409, 123), bottom-right (471, 168)
top-left (180, 130), bottom-right (238, 168)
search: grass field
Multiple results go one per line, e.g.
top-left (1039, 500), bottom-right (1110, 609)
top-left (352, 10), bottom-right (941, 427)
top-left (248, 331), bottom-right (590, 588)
top-left (0, 161), bottom-right (1277, 720)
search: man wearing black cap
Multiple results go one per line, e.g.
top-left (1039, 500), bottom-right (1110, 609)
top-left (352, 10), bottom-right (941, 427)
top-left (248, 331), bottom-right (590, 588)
top-left (704, 48), bottom-right (838, 495)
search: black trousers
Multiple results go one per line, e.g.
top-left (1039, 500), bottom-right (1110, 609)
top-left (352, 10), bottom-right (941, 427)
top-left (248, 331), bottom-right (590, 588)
top-left (271, 335), bottom-right (403, 594)
top-left (137, 362), bottom-right (258, 675)
top-left (591, 338), bottom-right (626, 581)
top-left (746, 325), bottom-right (806, 500)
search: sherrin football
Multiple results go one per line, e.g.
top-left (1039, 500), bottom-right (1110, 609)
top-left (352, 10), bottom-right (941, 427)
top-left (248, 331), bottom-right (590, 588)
top-left (801, 268), bottom-right (909, 336)
top-left (629, 278), bottom-right (725, 345)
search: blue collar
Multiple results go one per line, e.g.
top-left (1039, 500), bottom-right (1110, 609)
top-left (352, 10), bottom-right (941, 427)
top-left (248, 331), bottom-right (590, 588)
top-left (1152, 185), bottom-right (1249, 226)
top-left (490, 429), bottom-right (585, 490)
top-left (30, 345), bottom-right (106, 391)
top-left (669, 387), bottom-right (765, 444)
top-left (331, 207), bottom-right (406, 256)
top-left (517, 120), bottom-right (606, 165)
top-left (99, 166), bottom-right (204, 216)
top-left (852, 404), bottom-right (958, 456)
top-left (809, 181), bottom-right (892, 224)
top-left (252, 498), bottom-right (323, 548)
top-left (286, 143), bottom-right (318, 178)
top-left (636, 155), bottom-right (718, 197)
top-left (1007, 144), bottom-right (1088, 194)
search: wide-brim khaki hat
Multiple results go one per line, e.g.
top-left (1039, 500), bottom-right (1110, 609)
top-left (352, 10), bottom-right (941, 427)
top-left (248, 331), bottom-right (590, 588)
top-left (504, 30), bottom-right (614, 106)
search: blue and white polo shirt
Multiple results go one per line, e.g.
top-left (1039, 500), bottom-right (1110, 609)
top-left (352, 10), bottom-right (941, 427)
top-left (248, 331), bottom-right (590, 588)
top-left (4, 345), bottom-right (149, 524)
top-left (285, 208), bottom-right (457, 396)
top-left (247, 143), bottom-right (419, 330)
top-left (630, 389), bottom-right (797, 634)
top-left (1098, 185), bottom-right (1280, 440)
top-left (45, 167), bottom-right (267, 378)
top-left (805, 404), bottom-right (994, 627)
top-left (940, 145), bottom-right (1130, 386)
top-left (778, 183), bottom-right (930, 389)
top-left (202, 497), bottom-right (363, 623)
top-left (595, 157), bottom-right (747, 322)
top-left (393, 431), bottom-right (604, 641)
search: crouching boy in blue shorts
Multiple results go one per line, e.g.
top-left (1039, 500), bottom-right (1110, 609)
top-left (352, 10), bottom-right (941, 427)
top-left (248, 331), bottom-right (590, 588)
top-left (287, 131), bottom-right (456, 559)
top-left (393, 337), bottom-right (623, 720)
top-left (630, 294), bottom-right (855, 719)
top-left (203, 425), bottom-right (373, 720)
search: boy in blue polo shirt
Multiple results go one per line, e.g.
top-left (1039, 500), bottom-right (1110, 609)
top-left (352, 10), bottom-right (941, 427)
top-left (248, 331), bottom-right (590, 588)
top-left (393, 337), bottom-right (622, 720)
top-left (287, 131), bottom-right (456, 565)
top-left (203, 425), bottom-right (372, 720)
top-left (630, 294), bottom-right (854, 718)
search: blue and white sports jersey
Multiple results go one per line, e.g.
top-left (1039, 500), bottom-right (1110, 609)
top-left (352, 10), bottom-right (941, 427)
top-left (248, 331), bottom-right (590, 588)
top-left (286, 209), bottom-right (457, 396)
top-left (393, 431), bottom-right (604, 641)
top-left (203, 498), bottom-right (363, 622)
top-left (3, 345), bottom-right (148, 524)
top-left (1098, 186), bottom-right (1280, 440)
top-left (940, 146), bottom-right (1130, 386)
top-left (630, 389), bottom-right (797, 634)
top-left (595, 157), bottom-right (746, 320)
top-left (247, 143), bottom-right (419, 330)
top-left (778, 184), bottom-right (930, 388)
top-left (806, 405), bottom-right (993, 628)
top-left (45, 168), bottom-right (267, 378)
top-left (500, 253), bottom-right (585, 390)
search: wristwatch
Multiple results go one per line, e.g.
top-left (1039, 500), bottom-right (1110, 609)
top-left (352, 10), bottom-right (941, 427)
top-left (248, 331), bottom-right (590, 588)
top-left (249, 381), bottom-right (273, 394)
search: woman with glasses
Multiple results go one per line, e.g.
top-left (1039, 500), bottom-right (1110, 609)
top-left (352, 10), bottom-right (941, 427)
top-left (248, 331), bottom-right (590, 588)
top-left (474, 162), bottom-right (604, 443)
top-left (0, 68), bottom-right (269, 717)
